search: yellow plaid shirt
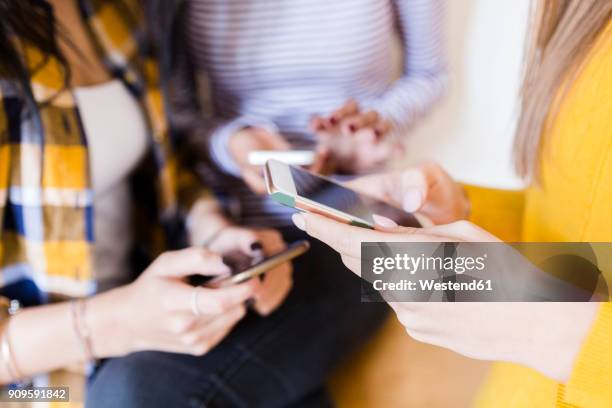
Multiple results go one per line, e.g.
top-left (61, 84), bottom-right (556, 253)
top-left (0, 0), bottom-right (209, 302)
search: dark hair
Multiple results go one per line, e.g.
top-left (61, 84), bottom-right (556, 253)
top-left (0, 0), bottom-right (69, 103)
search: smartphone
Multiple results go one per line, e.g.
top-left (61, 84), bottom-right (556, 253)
top-left (204, 240), bottom-right (310, 288)
top-left (248, 150), bottom-right (315, 167)
top-left (264, 159), bottom-right (424, 229)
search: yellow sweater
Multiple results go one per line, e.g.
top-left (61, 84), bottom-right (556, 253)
top-left (468, 23), bottom-right (612, 408)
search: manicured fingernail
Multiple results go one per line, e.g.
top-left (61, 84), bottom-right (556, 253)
top-left (292, 213), bottom-right (306, 231)
top-left (349, 124), bottom-right (357, 133)
top-left (403, 190), bottom-right (423, 212)
top-left (329, 116), bottom-right (338, 125)
top-left (372, 214), bottom-right (398, 228)
top-left (374, 129), bottom-right (382, 138)
top-left (250, 242), bottom-right (263, 251)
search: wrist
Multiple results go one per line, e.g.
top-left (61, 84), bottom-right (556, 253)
top-left (87, 287), bottom-right (133, 358)
top-left (519, 303), bottom-right (599, 383)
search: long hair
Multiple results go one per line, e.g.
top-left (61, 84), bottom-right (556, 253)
top-left (514, 0), bottom-right (612, 180)
top-left (0, 0), bottom-right (71, 103)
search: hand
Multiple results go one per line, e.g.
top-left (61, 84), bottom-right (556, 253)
top-left (229, 127), bottom-right (290, 194)
top-left (346, 162), bottom-right (470, 225)
top-left (291, 213), bottom-right (600, 382)
top-left (91, 248), bottom-right (261, 357)
top-left (185, 203), bottom-right (294, 315)
top-left (208, 227), bottom-right (294, 316)
top-left (310, 99), bottom-right (401, 173)
top-left (292, 212), bottom-right (497, 275)
top-left (186, 199), bottom-right (232, 247)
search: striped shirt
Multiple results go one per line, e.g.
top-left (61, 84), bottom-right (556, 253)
top-left (184, 0), bottom-right (447, 226)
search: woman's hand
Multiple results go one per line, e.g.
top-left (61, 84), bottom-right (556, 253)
top-left (187, 200), bottom-right (294, 316)
top-left (208, 227), bottom-right (294, 316)
top-left (90, 248), bottom-right (261, 357)
top-left (292, 213), bottom-right (497, 274)
top-left (229, 127), bottom-right (291, 193)
top-left (346, 162), bottom-right (470, 225)
top-left (291, 213), bottom-right (600, 383)
top-left (310, 99), bottom-right (401, 173)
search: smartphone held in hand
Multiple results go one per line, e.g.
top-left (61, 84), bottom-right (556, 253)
top-left (264, 159), bottom-right (425, 229)
top-left (204, 240), bottom-right (310, 288)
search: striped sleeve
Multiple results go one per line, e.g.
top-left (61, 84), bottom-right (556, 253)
top-left (369, 0), bottom-right (448, 136)
top-left (208, 116), bottom-right (279, 177)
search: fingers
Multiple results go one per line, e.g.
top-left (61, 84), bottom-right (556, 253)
top-left (341, 111), bottom-right (379, 135)
top-left (310, 115), bottom-right (327, 133)
top-left (253, 264), bottom-right (293, 315)
top-left (182, 305), bottom-right (247, 355)
top-left (292, 213), bottom-right (383, 258)
top-left (150, 248), bottom-right (231, 278)
top-left (160, 277), bottom-right (260, 315)
top-left (308, 146), bottom-right (333, 174)
top-left (292, 212), bottom-right (451, 257)
top-left (328, 99), bottom-right (359, 126)
top-left (399, 167), bottom-right (433, 212)
top-left (194, 280), bottom-right (260, 315)
top-left (208, 227), bottom-right (259, 255)
top-left (374, 119), bottom-right (392, 138)
top-left (152, 305), bottom-right (247, 356)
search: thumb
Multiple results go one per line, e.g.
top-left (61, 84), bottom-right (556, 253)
top-left (402, 189), bottom-right (425, 213)
top-left (309, 146), bottom-right (331, 174)
top-left (399, 168), bottom-right (431, 212)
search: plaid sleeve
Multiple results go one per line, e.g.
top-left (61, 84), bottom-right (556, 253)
top-left (0, 87), bottom-right (9, 244)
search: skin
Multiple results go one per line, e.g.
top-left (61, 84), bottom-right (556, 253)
top-left (0, 0), bottom-right (293, 384)
top-left (229, 127), bottom-right (331, 194)
top-left (187, 201), bottom-right (293, 317)
top-left (310, 99), bottom-right (402, 173)
top-left (291, 163), bottom-right (600, 383)
top-left (228, 99), bottom-right (399, 193)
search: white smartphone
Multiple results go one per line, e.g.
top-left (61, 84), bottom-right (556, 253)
top-left (248, 150), bottom-right (315, 167)
top-left (264, 159), bottom-right (425, 229)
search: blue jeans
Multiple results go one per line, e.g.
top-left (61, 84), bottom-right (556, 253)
top-left (85, 228), bottom-right (388, 408)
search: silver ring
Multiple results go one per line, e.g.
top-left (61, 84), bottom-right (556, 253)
top-left (191, 287), bottom-right (202, 317)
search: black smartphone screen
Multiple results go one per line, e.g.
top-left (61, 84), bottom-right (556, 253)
top-left (288, 166), bottom-right (421, 228)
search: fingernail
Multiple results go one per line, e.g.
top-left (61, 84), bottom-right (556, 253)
top-left (403, 190), bottom-right (423, 212)
top-left (349, 124), bottom-right (357, 133)
top-left (250, 242), bottom-right (263, 251)
top-left (374, 129), bottom-right (382, 138)
top-left (292, 213), bottom-right (306, 231)
top-left (372, 214), bottom-right (398, 228)
top-left (329, 116), bottom-right (338, 125)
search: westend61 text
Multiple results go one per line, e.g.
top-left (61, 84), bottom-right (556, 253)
top-left (372, 279), bottom-right (493, 292)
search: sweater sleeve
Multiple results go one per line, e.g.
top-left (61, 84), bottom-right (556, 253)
top-left (368, 0), bottom-right (448, 137)
top-left (462, 184), bottom-right (526, 242)
top-left (560, 107), bottom-right (612, 406)
top-left (562, 303), bottom-right (612, 407)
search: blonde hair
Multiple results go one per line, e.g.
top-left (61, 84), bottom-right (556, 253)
top-left (514, 0), bottom-right (611, 179)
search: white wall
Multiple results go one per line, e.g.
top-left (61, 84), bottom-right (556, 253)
top-left (398, 0), bottom-right (531, 189)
